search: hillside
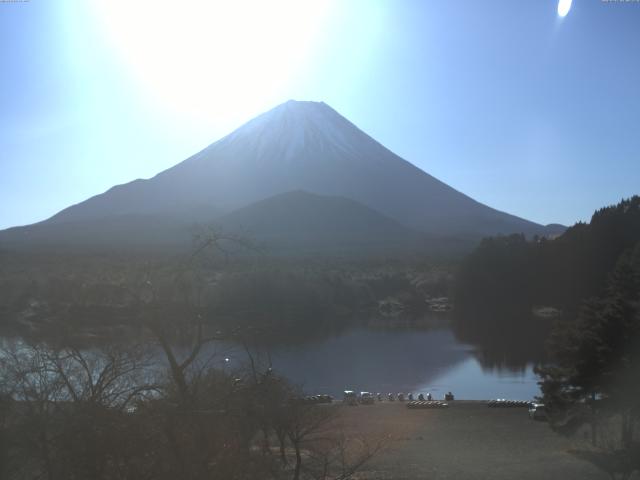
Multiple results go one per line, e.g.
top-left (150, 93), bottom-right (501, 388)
top-left (215, 190), bottom-right (425, 254)
top-left (453, 196), bottom-right (640, 366)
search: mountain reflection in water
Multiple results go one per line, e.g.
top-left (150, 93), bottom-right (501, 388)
top-left (225, 327), bottom-right (540, 400)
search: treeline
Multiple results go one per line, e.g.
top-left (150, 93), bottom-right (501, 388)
top-left (452, 196), bottom-right (640, 366)
top-left (209, 266), bottom-right (450, 343)
top-left (0, 325), bottom-right (382, 480)
top-left (455, 196), bottom-right (640, 318)
top-left (0, 244), bottom-right (451, 345)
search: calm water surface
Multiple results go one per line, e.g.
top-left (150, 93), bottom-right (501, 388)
top-left (225, 327), bottom-right (540, 400)
top-left (2, 326), bottom-right (541, 401)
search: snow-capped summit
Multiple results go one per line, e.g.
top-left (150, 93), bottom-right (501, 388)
top-left (188, 100), bottom-right (389, 171)
top-left (216, 100), bottom-right (363, 161)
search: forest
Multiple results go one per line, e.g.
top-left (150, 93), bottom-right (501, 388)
top-left (456, 196), bottom-right (640, 317)
top-left (0, 236), bottom-right (453, 347)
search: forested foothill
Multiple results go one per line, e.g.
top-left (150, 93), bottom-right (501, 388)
top-left (456, 196), bottom-right (640, 318)
top-left (454, 197), bottom-right (640, 358)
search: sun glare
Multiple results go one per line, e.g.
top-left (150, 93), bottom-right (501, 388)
top-left (90, 0), bottom-right (334, 122)
top-left (557, 0), bottom-right (572, 18)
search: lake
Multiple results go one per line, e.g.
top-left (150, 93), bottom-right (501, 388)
top-left (1, 324), bottom-right (542, 401)
top-left (221, 326), bottom-right (541, 401)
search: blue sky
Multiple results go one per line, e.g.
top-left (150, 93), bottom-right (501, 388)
top-left (1, 0), bottom-right (638, 229)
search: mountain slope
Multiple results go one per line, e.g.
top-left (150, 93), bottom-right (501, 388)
top-left (1, 100), bottom-right (563, 253)
top-left (42, 100), bottom-right (553, 237)
top-left (215, 190), bottom-right (425, 253)
top-left (0, 214), bottom-right (194, 252)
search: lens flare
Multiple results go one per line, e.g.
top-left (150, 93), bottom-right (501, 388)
top-left (558, 0), bottom-right (572, 18)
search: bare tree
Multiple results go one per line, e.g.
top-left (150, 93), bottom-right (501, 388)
top-left (0, 341), bottom-right (155, 480)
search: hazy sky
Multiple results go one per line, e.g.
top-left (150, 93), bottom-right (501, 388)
top-left (1, 0), bottom-right (639, 229)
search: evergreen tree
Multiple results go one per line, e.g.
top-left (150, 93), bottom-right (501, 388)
top-left (536, 243), bottom-right (640, 448)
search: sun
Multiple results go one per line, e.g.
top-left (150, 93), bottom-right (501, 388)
top-left (89, 0), bottom-right (334, 122)
top-left (557, 0), bottom-right (573, 18)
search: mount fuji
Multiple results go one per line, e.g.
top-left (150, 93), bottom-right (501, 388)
top-left (0, 100), bottom-right (563, 253)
